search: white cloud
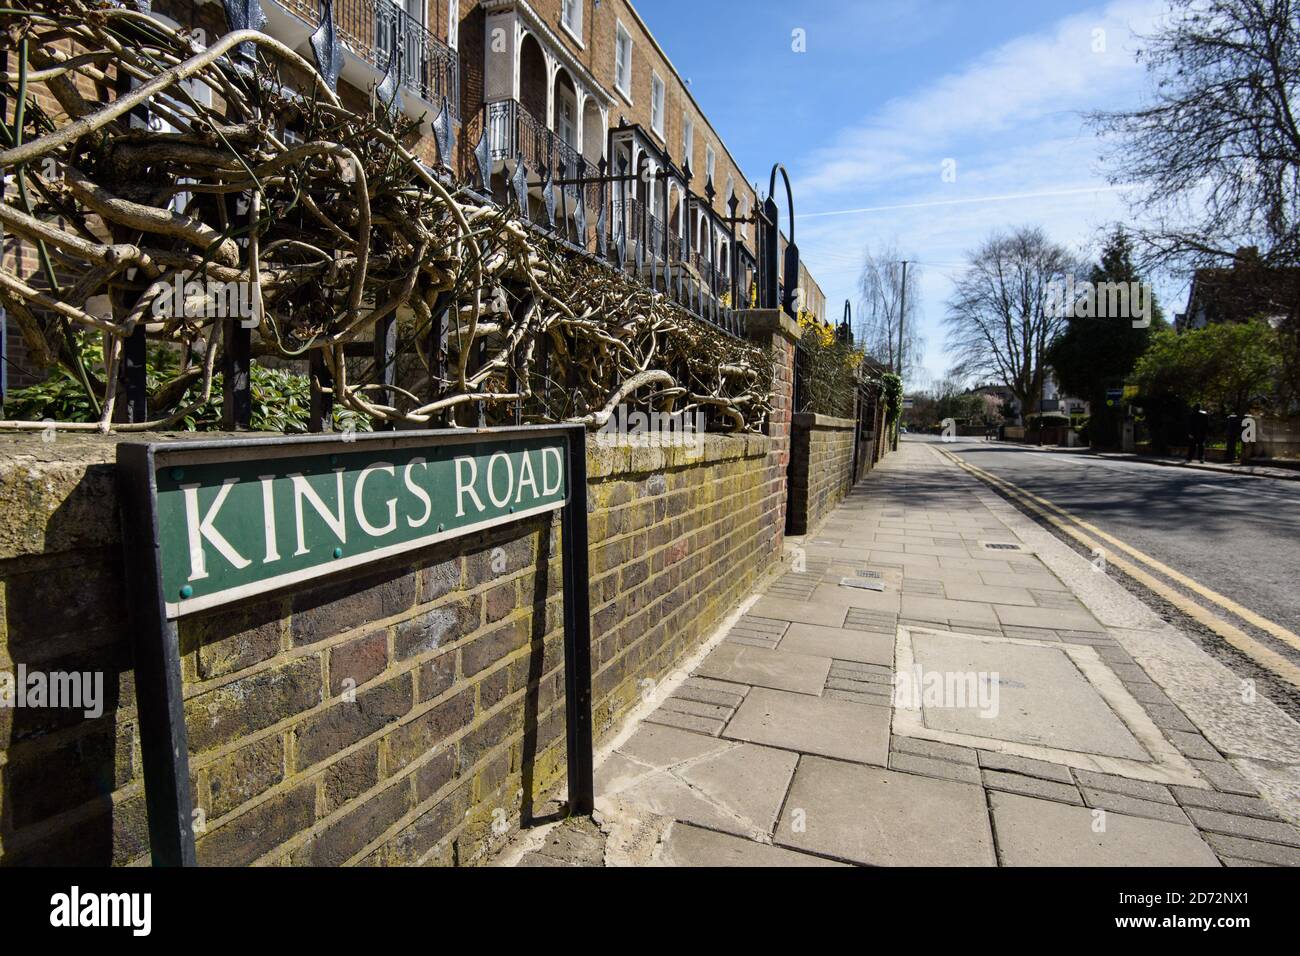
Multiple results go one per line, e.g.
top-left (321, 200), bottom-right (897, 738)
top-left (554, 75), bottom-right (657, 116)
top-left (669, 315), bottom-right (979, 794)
top-left (789, 0), bottom-right (1173, 386)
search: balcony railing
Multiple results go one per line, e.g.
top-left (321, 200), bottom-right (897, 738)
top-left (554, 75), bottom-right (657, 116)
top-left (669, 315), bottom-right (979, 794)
top-left (481, 100), bottom-right (583, 192)
top-left (280, 0), bottom-right (457, 110)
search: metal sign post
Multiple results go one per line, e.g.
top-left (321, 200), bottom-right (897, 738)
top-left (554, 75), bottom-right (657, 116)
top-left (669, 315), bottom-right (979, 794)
top-left (120, 424), bottom-right (595, 866)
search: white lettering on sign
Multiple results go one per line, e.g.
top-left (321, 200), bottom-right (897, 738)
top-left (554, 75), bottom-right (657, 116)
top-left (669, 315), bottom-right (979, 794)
top-left (259, 474), bottom-right (281, 564)
top-left (486, 451), bottom-right (514, 508)
top-left (183, 478), bottom-right (250, 581)
top-left (455, 456), bottom-right (486, 516)
top-left (404, 457), bottom-right (432, 528)
top-left (292, 469), bottom-right (347, 556)
top-left (542, 447), bottom-right (563, 496)
top-left (354, 461), bottom-right (398, 537)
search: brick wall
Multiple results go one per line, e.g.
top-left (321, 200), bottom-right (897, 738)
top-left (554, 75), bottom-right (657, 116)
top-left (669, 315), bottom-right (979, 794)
top-left (0, 419), bottom-right (788, 865)
top-left (787, 413), bottom-right (857, 536)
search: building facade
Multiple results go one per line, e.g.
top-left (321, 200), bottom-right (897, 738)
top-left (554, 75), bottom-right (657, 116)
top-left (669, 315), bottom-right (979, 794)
top-left (2, 0), bottom-right (821, 396)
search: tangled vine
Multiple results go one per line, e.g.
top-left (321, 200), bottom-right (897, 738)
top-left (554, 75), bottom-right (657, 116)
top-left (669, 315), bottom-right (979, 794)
top-left (0, 0), bottom-right (773, 432)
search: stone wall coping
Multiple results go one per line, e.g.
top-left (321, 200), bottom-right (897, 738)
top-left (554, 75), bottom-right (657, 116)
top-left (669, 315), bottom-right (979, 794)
top-left (792, 413), bottom-right (857, 430)
top-left (0, 430), bottom-right (775, 560)
top-left (586, 432), bottom-right (771, 478)
top-left (737, 308), bottom-right (801, 345)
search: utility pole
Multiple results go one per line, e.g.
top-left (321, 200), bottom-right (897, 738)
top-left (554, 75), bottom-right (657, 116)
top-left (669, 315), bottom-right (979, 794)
top-left (896, 260), bottom-right (908, 378)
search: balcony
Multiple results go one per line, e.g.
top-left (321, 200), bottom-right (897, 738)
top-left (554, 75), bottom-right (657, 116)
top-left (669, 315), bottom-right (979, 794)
top-left (276, 0), bottom-right (457, 111)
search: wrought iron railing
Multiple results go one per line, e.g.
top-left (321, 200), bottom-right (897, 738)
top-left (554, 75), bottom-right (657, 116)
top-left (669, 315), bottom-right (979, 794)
top-left (281, 0), bottom-right (457, 109)
top-left (482, 100), bottom-right (581, 195)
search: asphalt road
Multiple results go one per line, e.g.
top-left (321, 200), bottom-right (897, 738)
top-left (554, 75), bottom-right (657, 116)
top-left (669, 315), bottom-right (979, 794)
top-left (909, 434), bottom-right (1300, 687)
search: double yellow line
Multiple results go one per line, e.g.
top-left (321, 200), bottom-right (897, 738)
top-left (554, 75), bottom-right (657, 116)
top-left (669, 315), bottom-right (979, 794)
top-left (937, 447), bottom-right (1300, 688)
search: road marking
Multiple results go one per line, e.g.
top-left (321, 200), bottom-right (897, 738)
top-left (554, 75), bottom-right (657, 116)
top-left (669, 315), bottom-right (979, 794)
top-left (939, 448), bottom-right (1300, 689)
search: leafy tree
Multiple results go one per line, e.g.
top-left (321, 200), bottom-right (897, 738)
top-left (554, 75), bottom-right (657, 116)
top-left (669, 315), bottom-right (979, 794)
top-left (1046, 227), bottom-right (1167, 447)
top-left (1132, 321), bottom-right (1282, 448)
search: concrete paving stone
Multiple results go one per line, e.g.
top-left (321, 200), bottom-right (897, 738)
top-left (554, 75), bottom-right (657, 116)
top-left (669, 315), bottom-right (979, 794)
top-left (892, 736), bottom-right (980, 765)
top-left (1028, 589), bottom-right (1085, 610)
top-left (1142, 703), bottom-right (1199, 734)
top-left (774, 757), bottom-right (995, 866)
top-left (1107, 662), bottom-right (1155, 684)
top-left (1202, 832), bottom-right (1300, 866)
top-left (779, 623), bottom-right (894, 666)
top-left (994, 604), bottom-right (1105, 632)
top-left (938, 557), bottom-right (1015, 573)
top-left (825, 677), bottom-right (892, 697)
top-left (901, 595), bottom-right (1000, 625)
top-left (737, 616), bottom-right (790, 635)
top-left (1171, 786), bottom-right (1279, 820)
top-left (659, 823), bottom-right (848, 867)
top-left (728, 635), bottom-right (778, 649)
top-left (943, 583), bottom-right (1038, 607)
top-left (1094, 646), bottom-right (1137, 666)
top-left (905, 543), bottom-right (975, 558)
top-left (810, 582), bottom-right (902, 614)
top-left (599, 740), bottom-right (800, 840)
top-left (825, 688), bottom-right (891, 707)
top-left (890, 751), bottom-right (983, 785)
top-left (682, 676), bottom-right (750, 699)
top-left (614, 722), bottom-right (732, 768)
top-left (830, 659), bottom-right (894, 676)
top-left (830, 665), bottom-right (891, 685)
top-left (1072, 769), bottom-right (1176, 804)
top-left (675, 682), bottom-right (746, 709)
top-left (1168, 730), bottom-right (1223, 761)
top-left (644, 709), bottom-right (726, 736)
top-left (949, 621), bottom-right (1004, 636)
top-left (750, 595), bottom-right (847, 628)
top-left (982, 768), bottom-right (1083, 805)
top-left (1059, 630), bottom-right (1116, 644)
top-left (1119, 681), bottom-right (1173, 707)
top-left (843, 610), bottom-right (899, 635)
top-left (1191, 759), bottom-right (1258, 795)
top-left (976, 751), bottom-right (1075, 784)
top-left (1001, 625), bottom-right (1062, 642)
top-left (981, 571), bottom-right (1068, 591)
top-left (724, 686), bottom-right (890, 765)
top-left (661, 697), bottom-right (733, 721)
top-left (910, 630), bottom-right (1149, 760)
top-left (696, 643), bottom-right (832, 696)
top-left (902, 579), bottom-right (945, 596)
top-left (1081, 788), bottom-right (1191, 825)
top-left (1185, 807), bottom-right (1300, 846)
top-left (989, 791), bottom-right (1221, 867)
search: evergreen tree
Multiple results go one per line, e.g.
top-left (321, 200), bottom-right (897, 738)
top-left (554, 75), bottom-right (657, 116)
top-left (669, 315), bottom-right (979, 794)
top-left (1046, 227), bottom-right (1166, 448)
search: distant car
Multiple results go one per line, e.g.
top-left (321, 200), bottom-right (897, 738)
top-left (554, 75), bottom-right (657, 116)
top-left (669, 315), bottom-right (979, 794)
top-left (900, 425), bottom-right (909, 434)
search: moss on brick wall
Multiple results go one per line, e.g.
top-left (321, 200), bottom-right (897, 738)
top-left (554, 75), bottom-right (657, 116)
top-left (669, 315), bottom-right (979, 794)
top-left (787, 414), bottom-right (857, 536)
top-left (0, 430), bottom-right (785, 866)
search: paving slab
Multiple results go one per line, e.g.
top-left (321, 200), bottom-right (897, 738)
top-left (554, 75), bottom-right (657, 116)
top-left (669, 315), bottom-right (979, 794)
top-left (774, 757), bottom-right (995, 866)
top-left (749, 595), bottom-right (848, 628)
top-left (778, 623), bottom-right (894, 666)
top-left (901, 595), bottom-right (999, 624)
top-left (658, 823), bottom-right (848, 867)
top-left (724, 686), bottom-right (890, 765)
top-left (909, 629), bottom-right (1149, 760)
top-left (596, 731), bottom-right (799, 840)
top-left (695, 642), bottom-right (831, 696)
top-left (989, 791), bottom-right (1220, 866)
top-left (993, 603), bottom-right (1106, 633)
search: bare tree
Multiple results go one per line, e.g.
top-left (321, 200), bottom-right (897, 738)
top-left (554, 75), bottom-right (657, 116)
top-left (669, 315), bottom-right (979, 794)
top-left (1090, 0), bottom-right (1300, 269)
top-left (944, 227), bottom-right (1081, 419)
top-left (857, 243), bottom-right (924, 380)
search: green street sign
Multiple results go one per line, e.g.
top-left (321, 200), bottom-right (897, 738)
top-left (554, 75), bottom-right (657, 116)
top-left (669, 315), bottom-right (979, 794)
top-left (118, 426), bottom-right (594, 866)
top-left (148, 433), bottom-right (567, 617)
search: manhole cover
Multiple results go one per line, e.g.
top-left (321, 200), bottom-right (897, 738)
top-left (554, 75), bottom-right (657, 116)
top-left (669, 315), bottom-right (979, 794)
top-left (840, 577), bottom-right (885, 591)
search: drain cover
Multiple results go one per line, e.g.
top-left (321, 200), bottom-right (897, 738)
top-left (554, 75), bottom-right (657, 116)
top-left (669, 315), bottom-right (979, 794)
top-left (855, 569), bottom-right (884, 579)
top-left (983, 542), bottom-right (1023, 552)
top-left (840, 577), bottom-right (885, 591)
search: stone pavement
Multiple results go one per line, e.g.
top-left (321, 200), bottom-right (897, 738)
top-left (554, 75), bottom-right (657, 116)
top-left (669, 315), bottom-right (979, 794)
top-left (511, 441), bottom-right (1300, 867)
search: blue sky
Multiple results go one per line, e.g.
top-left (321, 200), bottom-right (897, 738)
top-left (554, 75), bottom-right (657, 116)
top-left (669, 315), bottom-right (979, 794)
top-left (636, 0), bottom-right (1183, 389)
